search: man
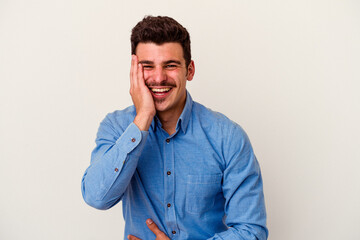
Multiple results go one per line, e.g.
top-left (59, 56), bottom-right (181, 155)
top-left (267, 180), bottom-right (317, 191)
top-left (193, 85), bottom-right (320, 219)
top-left (81, 16), bottom-right (268, 240)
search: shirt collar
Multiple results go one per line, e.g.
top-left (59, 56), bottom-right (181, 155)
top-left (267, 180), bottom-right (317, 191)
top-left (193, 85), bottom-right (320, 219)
top-left (150, 91), bottom-right (193, 134)
top-left (150, 115), bottom-right (159, 132)
top-left (176, 91), bottom-right (193, 134)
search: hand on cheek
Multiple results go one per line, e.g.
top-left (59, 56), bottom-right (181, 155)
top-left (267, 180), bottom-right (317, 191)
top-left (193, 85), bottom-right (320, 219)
top-left (130, 55), bottom-right (156, 131)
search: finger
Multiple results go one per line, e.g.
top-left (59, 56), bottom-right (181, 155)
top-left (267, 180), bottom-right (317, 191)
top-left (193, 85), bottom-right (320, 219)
top-left (131, 55), bottom-right (138, 88)
top-left (137, 61), bottom-right (145, 87)
top-left (130, 55), bottom-right (134, 90)
top-left (146, 219), bottom-right (165, 236)
top-left (127, 234), bottom-right (141, 240)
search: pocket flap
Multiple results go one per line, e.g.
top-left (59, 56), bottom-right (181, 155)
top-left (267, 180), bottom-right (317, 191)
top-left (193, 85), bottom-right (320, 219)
top-left (186, 173), bottom-right (222, 184)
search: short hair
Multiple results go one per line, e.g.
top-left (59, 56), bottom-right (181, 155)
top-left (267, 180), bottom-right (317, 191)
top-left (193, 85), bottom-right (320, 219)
top-left (131, 16), bottom-right (191, 67)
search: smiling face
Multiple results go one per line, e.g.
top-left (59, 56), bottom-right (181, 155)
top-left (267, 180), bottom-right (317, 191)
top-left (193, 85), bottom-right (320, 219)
top-left (136, 42), bottom-right (195, 117)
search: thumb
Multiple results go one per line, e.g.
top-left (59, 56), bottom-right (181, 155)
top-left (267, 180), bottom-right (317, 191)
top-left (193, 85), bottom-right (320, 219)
top-left (146, 219), bottom-right (164, 236)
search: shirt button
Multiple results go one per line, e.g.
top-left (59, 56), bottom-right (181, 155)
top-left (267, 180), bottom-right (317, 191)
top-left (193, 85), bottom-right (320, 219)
top-left (131, 138), bottom-right (136, 142)
top-left (114, 168), bottom-right (119, 172)
top-left (167, 203), bottom-right (171, 207)
top-left (166, 139), bottom-right (170, 143)
top-left (172, 231), bottom-right (176, 234)
top-left (167, 171), bottom-right (171, 175)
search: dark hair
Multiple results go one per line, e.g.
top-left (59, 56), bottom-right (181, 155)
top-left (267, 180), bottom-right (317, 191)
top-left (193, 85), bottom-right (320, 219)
top-left (131, 16), bottom-right (191, 67)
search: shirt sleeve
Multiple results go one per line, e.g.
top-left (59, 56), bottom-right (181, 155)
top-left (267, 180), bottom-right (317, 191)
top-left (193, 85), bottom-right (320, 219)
top-left (81, 114), bottom-right (149, 210)
top-left (207, 125), bottom-right (269, 240)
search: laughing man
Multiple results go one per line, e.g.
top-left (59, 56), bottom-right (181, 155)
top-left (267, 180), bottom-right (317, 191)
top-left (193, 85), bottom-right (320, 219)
top-left (81, 16), bottom-right (268, 240)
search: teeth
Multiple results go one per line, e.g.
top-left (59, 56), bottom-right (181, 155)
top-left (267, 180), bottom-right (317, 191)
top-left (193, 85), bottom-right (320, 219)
top-left (151, 88), bottom-right (170, 93)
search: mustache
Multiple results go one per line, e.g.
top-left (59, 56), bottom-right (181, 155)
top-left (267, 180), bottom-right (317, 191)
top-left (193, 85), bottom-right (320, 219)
top-left (146, 80), bottom-right (176, 87)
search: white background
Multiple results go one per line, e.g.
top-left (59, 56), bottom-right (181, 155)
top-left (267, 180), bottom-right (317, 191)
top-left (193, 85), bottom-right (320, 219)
top-left (1, 0), bottom-right (359, 239)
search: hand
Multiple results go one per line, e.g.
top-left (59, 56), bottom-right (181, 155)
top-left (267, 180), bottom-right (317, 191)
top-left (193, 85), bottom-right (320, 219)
top-left (130, 55), bottom-right (156, 131)
top-left (127, 219), bottom-right (170, 240)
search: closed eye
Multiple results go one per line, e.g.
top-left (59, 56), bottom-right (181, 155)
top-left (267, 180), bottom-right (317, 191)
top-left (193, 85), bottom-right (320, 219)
top-left (165, 64), bottom-right (178, 69)
top-left (143, 65), bottom-right (154, 69)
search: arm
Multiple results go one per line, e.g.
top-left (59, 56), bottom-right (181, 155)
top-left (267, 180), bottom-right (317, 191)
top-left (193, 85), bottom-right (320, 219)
top-left (81, 55), bottom-right (155, 210)
top-left (208, 126), bottom-right (268, 240)
top-left (81, 119), bottom-right (148, 209)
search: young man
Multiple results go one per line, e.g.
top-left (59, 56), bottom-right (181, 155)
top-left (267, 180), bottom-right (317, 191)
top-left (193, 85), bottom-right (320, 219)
top-left (81, 16), bottom-right (268, 240)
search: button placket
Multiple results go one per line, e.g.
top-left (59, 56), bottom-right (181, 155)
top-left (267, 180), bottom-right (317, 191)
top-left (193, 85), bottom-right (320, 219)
top-left (163, 135), bottom-right (178, 237)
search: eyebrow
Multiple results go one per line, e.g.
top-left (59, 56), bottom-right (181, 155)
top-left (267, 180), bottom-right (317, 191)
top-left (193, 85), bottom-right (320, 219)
top-left (138, 60), bottom-right (153, 64)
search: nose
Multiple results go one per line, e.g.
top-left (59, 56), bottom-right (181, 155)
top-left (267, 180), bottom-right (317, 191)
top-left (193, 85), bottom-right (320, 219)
top-left (152, 66), bottom-right (167, 83)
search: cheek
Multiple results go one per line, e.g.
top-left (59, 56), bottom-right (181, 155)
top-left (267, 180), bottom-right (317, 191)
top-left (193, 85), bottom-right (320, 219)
top-left (168, 70), bottom-right (186, 81)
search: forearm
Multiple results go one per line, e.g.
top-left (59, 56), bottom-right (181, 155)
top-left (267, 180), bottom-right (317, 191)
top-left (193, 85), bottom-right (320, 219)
top-left (81, 122), bottom-right (148, 210)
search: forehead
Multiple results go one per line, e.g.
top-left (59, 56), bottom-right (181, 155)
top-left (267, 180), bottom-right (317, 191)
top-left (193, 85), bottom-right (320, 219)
top-left (136, 42), bottom-right (185, 63)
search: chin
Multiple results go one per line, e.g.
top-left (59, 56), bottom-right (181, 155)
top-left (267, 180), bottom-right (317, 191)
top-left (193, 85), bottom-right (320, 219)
top-left (155, 106), bottom-right (168, 113)
top-left (154, 102), bottom-right (167, 111)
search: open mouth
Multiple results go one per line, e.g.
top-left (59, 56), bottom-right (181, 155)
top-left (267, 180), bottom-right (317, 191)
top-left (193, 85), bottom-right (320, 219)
top-left (149, 87), bottom-right (172, 97)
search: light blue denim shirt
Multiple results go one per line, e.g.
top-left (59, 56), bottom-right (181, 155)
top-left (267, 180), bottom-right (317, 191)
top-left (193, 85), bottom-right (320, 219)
top-left (81, 92), bottom-right (268, 240)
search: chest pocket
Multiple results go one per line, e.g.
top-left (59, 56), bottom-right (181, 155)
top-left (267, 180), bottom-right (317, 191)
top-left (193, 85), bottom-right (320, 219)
top-left (185, 174), bottom-right (223, 214)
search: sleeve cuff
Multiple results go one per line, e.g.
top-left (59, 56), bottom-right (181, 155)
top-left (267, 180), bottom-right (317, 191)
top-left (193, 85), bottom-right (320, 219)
top-left (115, 122), bottom-right (149, 154)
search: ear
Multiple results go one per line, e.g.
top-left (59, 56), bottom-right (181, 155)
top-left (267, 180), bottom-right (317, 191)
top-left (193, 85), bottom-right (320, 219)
top-left (186, 60), bottom-right (195, 81)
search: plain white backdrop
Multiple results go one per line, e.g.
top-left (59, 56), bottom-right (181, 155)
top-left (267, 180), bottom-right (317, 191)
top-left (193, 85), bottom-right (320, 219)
top-left (1, 0), bottom-right (359, 239)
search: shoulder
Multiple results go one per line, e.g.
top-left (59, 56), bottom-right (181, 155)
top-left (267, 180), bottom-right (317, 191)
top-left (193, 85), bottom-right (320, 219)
top-left (99, 105), bottom-right (136, 133)
top-left (192, 101), bottom-right (251, 152)
top-left (192, 101), bottom-right (246, 136)
top-left (104, 105), bottom-right (136, 122)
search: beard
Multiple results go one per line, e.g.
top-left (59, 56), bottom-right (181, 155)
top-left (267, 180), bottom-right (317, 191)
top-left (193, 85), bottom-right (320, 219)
top-left (154, 98), bottom-right (166, 104)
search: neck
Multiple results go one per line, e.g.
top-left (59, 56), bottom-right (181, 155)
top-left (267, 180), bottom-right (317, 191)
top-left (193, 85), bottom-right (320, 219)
top-left (157, 99), bottom-right (186, 135)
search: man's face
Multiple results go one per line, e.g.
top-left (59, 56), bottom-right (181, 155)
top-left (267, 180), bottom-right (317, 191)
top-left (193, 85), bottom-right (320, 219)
top-left (136, 42), bottom-right (195, 115)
